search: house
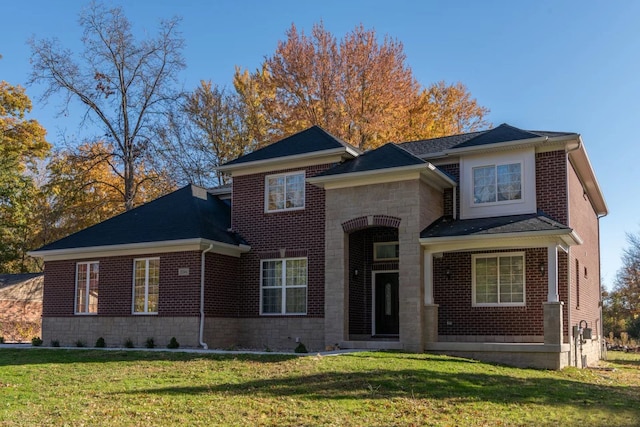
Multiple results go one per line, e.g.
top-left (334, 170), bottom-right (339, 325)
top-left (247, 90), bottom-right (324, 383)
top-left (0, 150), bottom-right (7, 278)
top-left (0, 273), bottom-right (43, 341)
top-left (30, 124), bottom-right (607, 369)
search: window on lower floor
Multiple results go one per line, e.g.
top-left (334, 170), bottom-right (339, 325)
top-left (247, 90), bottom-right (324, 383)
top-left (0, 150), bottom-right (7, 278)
top-left (261, 258), bottom-right (307, 314)
top-left (374, 242), bottom-right (399, 261)
top-left (133, 258), bottom-right (159, 314)
top-left (75, 261), bottom-right (99, 314)
top-left (473, 253), bottom-right (525, 306)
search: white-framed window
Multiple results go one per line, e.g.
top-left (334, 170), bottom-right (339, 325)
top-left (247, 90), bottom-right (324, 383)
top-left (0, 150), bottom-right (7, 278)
top-left (133, 258), bottom-right (160, 314)
top-left (75, 261), bottom-right (99, 314)
top-left (265, 171), bottom-right (305, 212)
top-left (373, 242), bottom-right (399, 261)
top-left (260, 258), bottom-right (307, 315)
top-left (472, 252), bottom-right (525, 306)
top-left (473, 162), bottom-right (522, 204)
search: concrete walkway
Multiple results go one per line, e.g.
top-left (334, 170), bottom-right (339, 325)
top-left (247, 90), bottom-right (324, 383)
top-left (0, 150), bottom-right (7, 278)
top-left (0, 343), bottom-right (370, 357)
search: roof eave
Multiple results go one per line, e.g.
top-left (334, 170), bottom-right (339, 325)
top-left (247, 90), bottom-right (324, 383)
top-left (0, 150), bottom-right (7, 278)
top-left (28, 238), bottom-right (251, 261)
top-left (567, 137), bottom-right (608, 216)
top-left (217, 147), bottom-right (357, 174)
top-left (419, 228), bottom-right (582, 251)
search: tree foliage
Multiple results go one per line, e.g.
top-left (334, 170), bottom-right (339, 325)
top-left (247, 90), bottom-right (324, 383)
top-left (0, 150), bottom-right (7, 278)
top-left (604, 230), bottom-right (640, 338)
top-left (157, 81), bottom-right (254, 187)
top-left (28, 2), bottom-right (185, 210)
top-left (44, 142), bottom-right (174, 242)
top-left (0, 81), bottom-right (50, 272)
top-left (234, 22), bottom-right (489, 149)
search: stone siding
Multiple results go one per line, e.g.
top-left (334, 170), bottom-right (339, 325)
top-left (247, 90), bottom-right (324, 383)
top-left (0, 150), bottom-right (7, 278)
top-left (324, 179), bottom-right (443, 351)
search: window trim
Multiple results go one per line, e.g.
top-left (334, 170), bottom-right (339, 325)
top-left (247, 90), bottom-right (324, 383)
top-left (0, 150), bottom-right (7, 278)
top-left (264, 170), bottom-right (306, 213)
top-left (74, 261), bottom-right (99, 315)
top-left (471, 161), bottom-right (523, 207)
top-left (373, 242), bottom-right (400, 261)
top-left (132, 257), bottom-right (160, 315)
top-left (472, 252), bottom-right (526, 307)
top-left (259, 257), bottom-right (308, 315)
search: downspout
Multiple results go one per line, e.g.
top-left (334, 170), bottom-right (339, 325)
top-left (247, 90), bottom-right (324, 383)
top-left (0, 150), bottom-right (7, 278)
top-left (565, 138), bottom-right (581, 364)
top-left (597, 211), bottom-right (608, 359)
top-left (199, 243), bottom-right (214, 349)
top-left (453, 185), bottom-right (457, 220)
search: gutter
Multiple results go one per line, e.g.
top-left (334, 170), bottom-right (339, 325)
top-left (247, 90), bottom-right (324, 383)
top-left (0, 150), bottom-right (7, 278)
top-left (199, 244), bottom-right (214, 349)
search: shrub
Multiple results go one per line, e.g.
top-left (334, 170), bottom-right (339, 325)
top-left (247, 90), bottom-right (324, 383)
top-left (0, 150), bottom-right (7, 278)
top-left (145, 338), bottom-right (155, 349)
top-left (294, 342), bottom-right (308, 353)
top-left (124, 338), bottom-right (134, 348)
top-left (51, 340), bottom-right (60, 347)
top-left (75, 340), bottom-right (85, 348)
top-left (0, 336), bottom-right (4, 344)
top-left (31, 337), bottom-right (43, 346)
top-left (167, 337), bottom-right (179, 349)
top-left (95, 337), bottom-right (106, 348)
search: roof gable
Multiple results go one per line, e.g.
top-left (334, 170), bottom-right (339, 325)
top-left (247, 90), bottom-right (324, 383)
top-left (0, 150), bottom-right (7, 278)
top-left (223, 126), bottom-right (357, 167)
top-left (33, 185), bottom-right (245, 252)
top-left (317, 143), bottom-right (425, 177)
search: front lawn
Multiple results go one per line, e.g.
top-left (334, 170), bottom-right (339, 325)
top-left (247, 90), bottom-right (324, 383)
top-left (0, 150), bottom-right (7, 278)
top-left (0, 349), bottom-right (638, 426)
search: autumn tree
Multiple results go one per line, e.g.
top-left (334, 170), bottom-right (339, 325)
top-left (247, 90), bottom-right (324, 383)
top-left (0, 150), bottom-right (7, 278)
top-left (28, 2), bottom-right (185, 210)
top-left (157, 80), bottom-right (254, 187)
top-left (0, 81), bottom-right (50, 272)
top-left (603, 230), bottom-right (640, 338)
top-left (44, 142), bottom-right (174, 243)
top-left (234, 22), bottom-right (489, 149)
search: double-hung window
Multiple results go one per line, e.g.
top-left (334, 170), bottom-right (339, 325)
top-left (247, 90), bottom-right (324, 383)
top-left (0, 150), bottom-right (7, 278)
top-left (265, 171), bottom-right (305, 212)
top-left (261, 258), bottom-right (307, 314)
top-left (75, 261), bottom-right (99, 314)
top-left (133, 258), bottom-right (159, 314)
top-left (473, 163), bottom-right (522, 204)
top-left (473, 253), bottom-right (525, 306)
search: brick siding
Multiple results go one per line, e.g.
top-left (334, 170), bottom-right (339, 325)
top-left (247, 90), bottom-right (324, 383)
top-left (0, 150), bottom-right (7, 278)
top-left (536, 150), bottom-right (567, 224)
top-left (435, 248), bottom-right (550, 336)
top-left (231, 164), bottom-right (331, 318)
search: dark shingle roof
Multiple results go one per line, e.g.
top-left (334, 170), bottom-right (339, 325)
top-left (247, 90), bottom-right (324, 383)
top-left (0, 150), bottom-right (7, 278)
top-left (399, 124), bottom-right (579, 157)
top-left (452, 123), bottom-right (542, 149)
top-left (223, 126), bottom-right (357, 166)
top-left (399, 130), bottom-right (487, 156)
top-left (316, 143), bottom-right (425, 177)
top-left (34, 185), bottom-right (246, 252)
top-left (420, 212), bottom-right (570, 239)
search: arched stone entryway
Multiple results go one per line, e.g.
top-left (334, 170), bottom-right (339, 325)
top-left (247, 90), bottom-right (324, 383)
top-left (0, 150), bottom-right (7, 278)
top-left (347, 225), bottom-right (400, 340)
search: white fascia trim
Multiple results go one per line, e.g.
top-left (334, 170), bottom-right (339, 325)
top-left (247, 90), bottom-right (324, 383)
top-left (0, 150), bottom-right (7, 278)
top-left (419, 229), bottom-right (582, 252)
top-left (216, 147), bottom-right (356, 175)
top-left (29, 238), bottom-right (251, 262)
top-left (567, 138), bottom-right (608, 216)
top-left (307, 163), bottom-right (456, 190)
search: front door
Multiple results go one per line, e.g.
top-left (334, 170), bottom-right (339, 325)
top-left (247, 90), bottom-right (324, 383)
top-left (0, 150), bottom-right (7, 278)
top-left (374, 272), bottom-right (399, 336)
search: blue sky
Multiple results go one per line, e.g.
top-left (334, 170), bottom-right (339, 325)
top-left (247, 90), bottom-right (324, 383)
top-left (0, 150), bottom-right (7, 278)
top-left (1, 1), bottom-right (638, 288)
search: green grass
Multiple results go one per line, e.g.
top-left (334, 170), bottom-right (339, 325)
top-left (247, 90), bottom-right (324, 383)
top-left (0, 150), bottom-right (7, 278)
top-left (0, 349), bottom-right (638, 426)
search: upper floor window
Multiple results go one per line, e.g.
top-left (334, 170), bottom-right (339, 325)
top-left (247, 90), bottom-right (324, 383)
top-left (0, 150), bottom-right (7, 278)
top-left (133, 258), bottom-right (159, 314)
top-left (261, 258), bottom-right (307, 315)
top-left (265, 171), bottom-right (305, 212)
top-left (473, 253), bottom-right (525, 306)
top-left (76, 261), bottom-right (99, 314)
top-left (473, 163), bottom-right (522, 204)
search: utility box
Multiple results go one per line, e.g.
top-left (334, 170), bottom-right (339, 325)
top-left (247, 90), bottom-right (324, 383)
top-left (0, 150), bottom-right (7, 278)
top-left (582, 328), bottom-right (592, 340)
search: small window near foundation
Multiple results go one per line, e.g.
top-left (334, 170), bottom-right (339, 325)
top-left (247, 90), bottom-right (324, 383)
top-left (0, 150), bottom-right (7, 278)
top-left (374, 242), bottom-right (399, 261)
top-left (584, 266), bottom-right (588, 278)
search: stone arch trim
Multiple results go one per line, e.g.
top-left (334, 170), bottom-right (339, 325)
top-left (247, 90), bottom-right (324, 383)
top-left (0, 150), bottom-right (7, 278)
top-left (341, 215), bottom-right (401, 233)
